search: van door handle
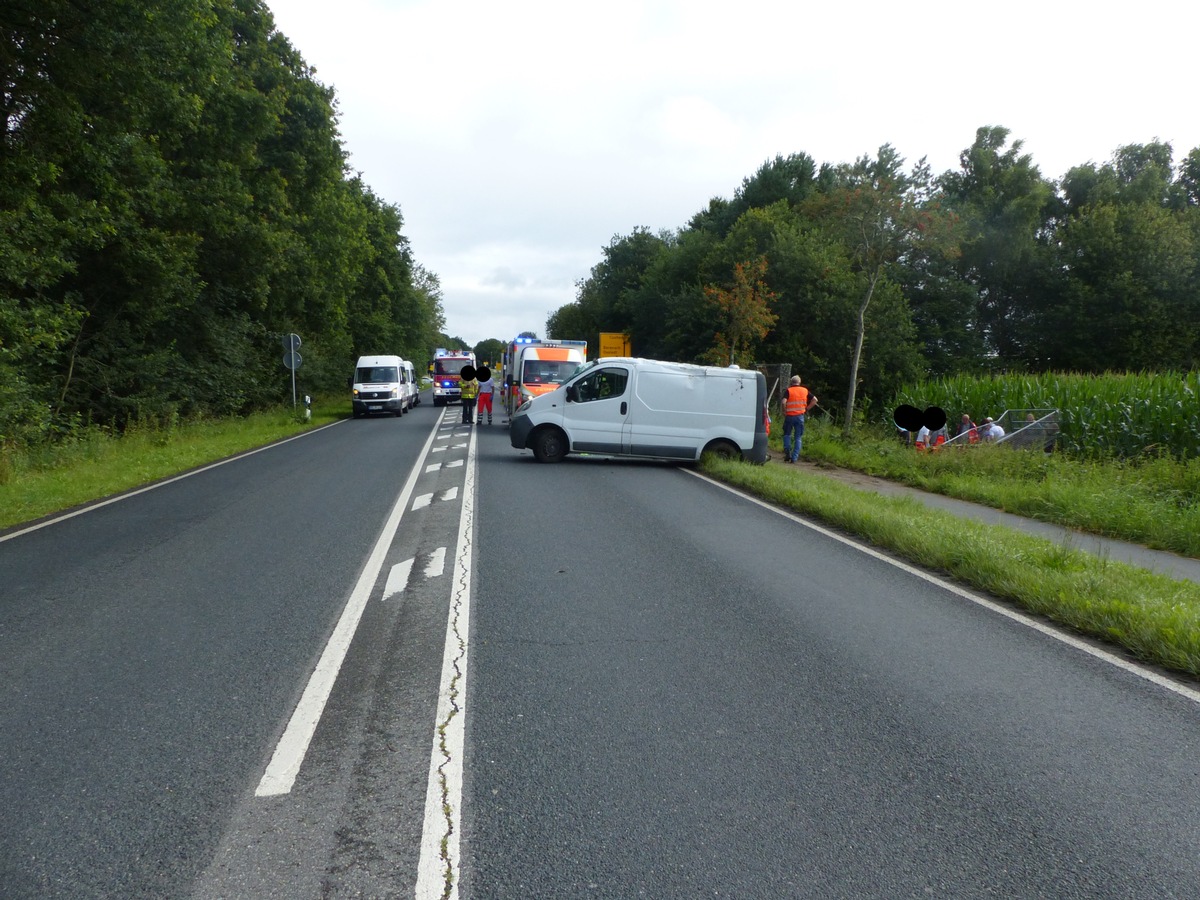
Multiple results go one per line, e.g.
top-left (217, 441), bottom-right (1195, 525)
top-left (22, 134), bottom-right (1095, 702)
top-left (620, 401), bottom-right (627, 415)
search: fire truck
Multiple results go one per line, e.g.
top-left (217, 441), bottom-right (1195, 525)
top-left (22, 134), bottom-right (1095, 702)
top-left (431, 348), bottom-right (477, 406)
top-left (501, 337), bottom-right (588, 415)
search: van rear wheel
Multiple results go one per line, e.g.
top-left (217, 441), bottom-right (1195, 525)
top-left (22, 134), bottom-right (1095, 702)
top-left (702, 439), bottom-right (740, 461)
top-left (532, 428), bottom-right (567, 463)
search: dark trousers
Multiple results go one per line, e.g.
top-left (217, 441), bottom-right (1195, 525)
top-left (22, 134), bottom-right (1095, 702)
top-left (462, 397), bottom-right (477, 422)
top-left (783, 414), bottom-right (805, 460)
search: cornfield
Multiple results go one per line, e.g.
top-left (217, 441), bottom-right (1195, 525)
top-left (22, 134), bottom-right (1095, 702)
top-left (892, 371), bottom-right (1200, 459)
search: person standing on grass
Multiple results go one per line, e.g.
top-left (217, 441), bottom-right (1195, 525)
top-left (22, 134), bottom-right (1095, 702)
top-left (956, 413), bottom-right (978, 443)
top-left (782, 375), bottom-right (817, 463)
top-left (981, 416), bottom-right (1005, 441)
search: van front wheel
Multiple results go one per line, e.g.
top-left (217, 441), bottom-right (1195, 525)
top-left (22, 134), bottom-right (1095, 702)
top-left (532, 428), bottom-right (567, 463)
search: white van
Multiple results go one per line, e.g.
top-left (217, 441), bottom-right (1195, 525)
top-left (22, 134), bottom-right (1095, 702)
top-left (509, 357), bottom-right (769, 463)
top-left (352, 355), bottom-right (414, 417)
top-left (399, 359), bottom-right (420, 409)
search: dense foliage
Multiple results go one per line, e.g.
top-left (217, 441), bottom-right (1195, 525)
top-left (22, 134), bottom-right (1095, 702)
top-left (551, 128), bottom-right (1200, 429)
top-left (1, 0), bottom-right (444, 449)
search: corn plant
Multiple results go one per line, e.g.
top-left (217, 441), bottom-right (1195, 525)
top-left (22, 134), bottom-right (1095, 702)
top-left (892, 371), bottom-right (1200, 460)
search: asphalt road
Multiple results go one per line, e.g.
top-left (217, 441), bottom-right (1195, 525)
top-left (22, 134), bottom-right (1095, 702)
top-left (465, 426), bottom-right (1200, 898)
top-left (5, 404), bottom-right (1200, 898)
top-left (1, 403), bottom-right (463, 898)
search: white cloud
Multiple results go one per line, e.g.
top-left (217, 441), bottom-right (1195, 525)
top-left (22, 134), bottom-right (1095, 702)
top-left (267, 0), bottom-right (1200, 347)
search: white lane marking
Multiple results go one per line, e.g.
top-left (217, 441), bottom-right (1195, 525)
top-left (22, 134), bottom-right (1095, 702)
top-left (425, 463), bottom-right (441, 473)
top-left (440, 487), bottom-right (459, 502)
top-left (382, 559), bottom-right (414, 601)
top-left (445, 459), bottom-right (464, 468)
top-left (451, 442), bottom-right (468, 449)
top-left (432, 446), bottom-right (447, 453)
top-left (688, 470), bottom-right (1200, 708)
top-left (412, 493), bottom-right (433, 511)
top-left (415, 414), bottom-right (477, 898)
top-left (0, 422), bottom-right (345, 544)
top-left (424, 546), bottom-right (446, 578)
top-left (255, 410), bottom-right (448, 797)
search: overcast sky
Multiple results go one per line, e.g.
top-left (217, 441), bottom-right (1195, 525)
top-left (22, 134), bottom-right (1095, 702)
top-left (264, 0), bottom-right (1199, 348)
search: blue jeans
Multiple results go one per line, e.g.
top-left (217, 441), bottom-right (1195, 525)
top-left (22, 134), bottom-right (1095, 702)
top-left (782, 414), bottom-right (805, 460)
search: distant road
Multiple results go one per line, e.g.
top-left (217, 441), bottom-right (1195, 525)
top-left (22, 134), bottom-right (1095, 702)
top-left (6, 406), bottom-right (1200, 898)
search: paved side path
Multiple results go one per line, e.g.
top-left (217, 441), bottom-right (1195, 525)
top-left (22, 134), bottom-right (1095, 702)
top-left (785, 459), bottom-right (1200, 585)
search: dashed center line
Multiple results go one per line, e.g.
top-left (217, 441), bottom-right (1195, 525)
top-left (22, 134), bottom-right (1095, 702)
top-left (381, 548), bottom-right (448, 601)
top-left (424, 547), bottom-right (447, 578)
top-left (383, 558), bottom-right (414, 601)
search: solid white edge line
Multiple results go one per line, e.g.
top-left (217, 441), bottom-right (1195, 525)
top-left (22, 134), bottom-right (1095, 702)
top-left (687, 469), bottom-right (1200, 707)
top-left (415, 421), bottom-right (477, 899)
top-left (255, 410), bottom-right (448, 797)
top-left (1, 421), bottom-right (345, 544)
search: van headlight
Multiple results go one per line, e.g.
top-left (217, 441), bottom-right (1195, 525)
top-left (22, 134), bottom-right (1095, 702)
top-left (517, 399), bottom-right (532, 413)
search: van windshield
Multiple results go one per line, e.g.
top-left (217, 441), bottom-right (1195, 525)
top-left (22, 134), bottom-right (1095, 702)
top-left (357, 366), bottom-right (399, 383)
top-left (521, 359), bottom-right (578, 385)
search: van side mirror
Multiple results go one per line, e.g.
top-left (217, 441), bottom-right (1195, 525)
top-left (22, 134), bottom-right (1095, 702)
top-left (565, 385), bottom-right (578, 402)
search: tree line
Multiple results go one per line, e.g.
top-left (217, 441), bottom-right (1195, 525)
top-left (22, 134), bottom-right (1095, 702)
top-left (1, 0), bottom-right (444, 449)
top-left (548, 128), bottom-right (1200, 428)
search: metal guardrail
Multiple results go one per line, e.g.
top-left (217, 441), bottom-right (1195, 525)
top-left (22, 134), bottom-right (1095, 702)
top-left (937, 408), bottom-right (1059, 450)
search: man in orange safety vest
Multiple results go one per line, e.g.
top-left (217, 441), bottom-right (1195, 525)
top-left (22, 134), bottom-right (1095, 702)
top-left (782, 375), bottom-right (817, 463)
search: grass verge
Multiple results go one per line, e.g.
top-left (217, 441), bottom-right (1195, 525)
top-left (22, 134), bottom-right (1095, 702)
top-left (796, 417), bottom-right (1200, 558)
top-left (701, 453), bottom-right (1200, 680)
top-left (0, 400), bottom-right (342, 531)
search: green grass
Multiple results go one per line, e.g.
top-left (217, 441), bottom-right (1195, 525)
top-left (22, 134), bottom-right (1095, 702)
top-left (793, 417), bottom-right (1200, 557)
top-left (0, 398), bottom-right (343, 530)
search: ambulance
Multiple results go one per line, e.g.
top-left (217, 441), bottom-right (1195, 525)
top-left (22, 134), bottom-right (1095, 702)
top-left (502, 338), bottom-right (587, 415)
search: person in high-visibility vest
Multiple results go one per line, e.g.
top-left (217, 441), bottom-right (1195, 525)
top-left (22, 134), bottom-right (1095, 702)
top-left (782, 375), bottom-right (817, 463)
top-left (459, 372), bottom-right (480, 424)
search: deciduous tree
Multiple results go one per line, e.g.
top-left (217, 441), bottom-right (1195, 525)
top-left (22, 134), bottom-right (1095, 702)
top-left (702, 256), bottom-right (778, 367)
top-left (809, 145), bottom-right (958, 435)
